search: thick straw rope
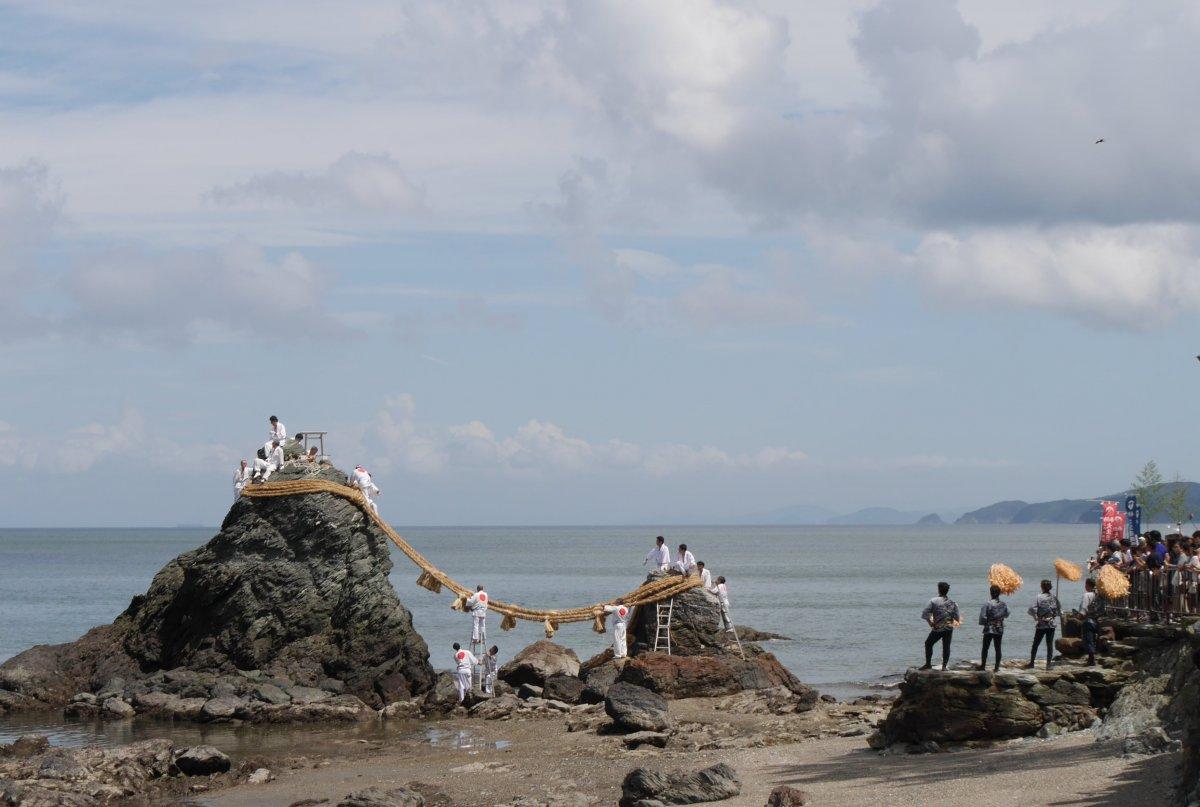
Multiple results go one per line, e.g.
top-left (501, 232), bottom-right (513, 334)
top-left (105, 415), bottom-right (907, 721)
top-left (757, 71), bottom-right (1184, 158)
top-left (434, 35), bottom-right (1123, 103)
top-left (241, 479), bottom-right (702, 635)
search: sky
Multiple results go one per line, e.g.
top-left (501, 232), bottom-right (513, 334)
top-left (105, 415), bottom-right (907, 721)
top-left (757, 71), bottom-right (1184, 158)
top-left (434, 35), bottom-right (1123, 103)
top-left (1, 0), bottom-right (1199, 527)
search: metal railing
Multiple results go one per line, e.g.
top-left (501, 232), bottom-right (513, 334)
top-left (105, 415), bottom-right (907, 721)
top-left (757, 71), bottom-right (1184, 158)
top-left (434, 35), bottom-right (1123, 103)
top-left (1101, 566), bottom-right (1200, 621)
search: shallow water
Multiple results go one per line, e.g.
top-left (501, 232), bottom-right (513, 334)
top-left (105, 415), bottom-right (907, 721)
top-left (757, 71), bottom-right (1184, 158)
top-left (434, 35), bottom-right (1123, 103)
top-left (0, 523), bottom-right (1101, 724)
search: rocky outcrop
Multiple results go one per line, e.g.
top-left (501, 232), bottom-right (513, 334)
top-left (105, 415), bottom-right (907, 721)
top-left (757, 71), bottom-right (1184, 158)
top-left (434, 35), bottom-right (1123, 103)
top-left (619, 762), bottom-right (741, 806)
top-left (0, 738), bottom-right (179, 805)
top-left (0, 462), bottom-right (435, 720)
top-left (878, 665), bottom-right (1131, 746)
top-left (620, 572), bottom-right (817, 705)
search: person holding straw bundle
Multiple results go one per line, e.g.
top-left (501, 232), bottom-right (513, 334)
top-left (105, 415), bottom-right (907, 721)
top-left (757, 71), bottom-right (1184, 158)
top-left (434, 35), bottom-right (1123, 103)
top-left (977, 585), bottom-right (1009, 671)
top-left (1027, 579), bottom-right (1062, 670)
top-left (920, 581), bottom-right (960, 670)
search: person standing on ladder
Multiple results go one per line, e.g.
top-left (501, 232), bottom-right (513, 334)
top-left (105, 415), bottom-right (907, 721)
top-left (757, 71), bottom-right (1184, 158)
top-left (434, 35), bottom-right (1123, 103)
top-left (466, 585), bottom-right (489, 646)
top-left (715, 576), bottom-right (732, 630)
top-left (644, 536), bottom-right (670, 571)
top-left (603, 602), bottom-right (633, 660)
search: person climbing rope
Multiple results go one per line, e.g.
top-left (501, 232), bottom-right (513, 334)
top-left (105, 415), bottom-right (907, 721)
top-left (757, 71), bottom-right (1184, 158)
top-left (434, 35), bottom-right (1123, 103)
top-left (452, 642), bottom-right (478, 703)
top-left (466, 585), bottom-right (489, 644)
top-left (603, 602), bottom-right (633, 660)
top-left (644, 535), bottom-right (670, 571)
top-left (349, 465), bottom-right (380, 514)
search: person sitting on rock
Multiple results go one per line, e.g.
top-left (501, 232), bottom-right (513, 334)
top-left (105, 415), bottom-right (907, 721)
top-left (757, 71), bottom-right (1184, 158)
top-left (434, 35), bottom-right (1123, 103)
top-left (302, 445), bottom-right (320, 463)
top-left (252, 441), bottom-right (284, 483)
top-left (232, 459), bottom-right (252, 500)
top-left (978, 584), bottom-right (1009, 672)
top-left (920, 581), bottom-right (959, 671)
top-left (1027, 579), bottom-right (1061, 670)
top-left (603, 602), bottom-right (633, 660)
top-left (482, 645), bottom-right (500, 695)
top-left (697, 560), bottom-right (714, 591)
top-left (452, 642), bottom-right (478, 703)
top-left (348, 465), bottom-right (380, 514)
top-left (643, 535), bottom-right (670, 571)
top-left (465, 585), bottom-right (489, 645)
top-left (673, 543), bottom-right (697, 576)
top-left (715, 576), bottom-right (732, 631)
top-left (1077, 578), bottom-right (1100, 666)
top-left (268, 415), bottom-right (286, 445)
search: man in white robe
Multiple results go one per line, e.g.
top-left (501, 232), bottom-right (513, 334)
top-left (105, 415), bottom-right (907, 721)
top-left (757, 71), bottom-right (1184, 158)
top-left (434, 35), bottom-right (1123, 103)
top-left (232, 460), bottom-right (252, 500)
top-left (603, 603), bottom-right (633, 659)
top-left (253, 442), bottom-right (284, 482)
top-left (452, 643), bottom-right (478, 702)
top-left (643, 536), bottom-right (670, 571)
top-left (673, 543), bottom-right (697, 576)
top-left (465, 586), bottom-right (489, 644)
top-left (349, 465), bottom-right (380, 514)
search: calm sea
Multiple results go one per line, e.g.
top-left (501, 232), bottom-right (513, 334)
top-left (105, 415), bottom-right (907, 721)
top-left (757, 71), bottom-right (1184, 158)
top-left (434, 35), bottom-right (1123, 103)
top-left (0, 524), bottom-right (1102, 701)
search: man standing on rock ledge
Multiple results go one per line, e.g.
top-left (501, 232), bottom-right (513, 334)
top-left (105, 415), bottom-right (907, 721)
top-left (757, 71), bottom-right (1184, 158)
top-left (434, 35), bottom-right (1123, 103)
top-left (644, 535), bottom-right (670, 571)
top-left (978, 584), bottom-right (1009, 672)
top-left (452, 643), bottom-right (478, 703)
top-left (232, 459), bottom-right (252, 500)
top-left (920, 582), bottom-right (959, 671)
top-left (1027, 579), bottom-right (1061, 670)
top-left (268, 415), bottom-right (286, 444)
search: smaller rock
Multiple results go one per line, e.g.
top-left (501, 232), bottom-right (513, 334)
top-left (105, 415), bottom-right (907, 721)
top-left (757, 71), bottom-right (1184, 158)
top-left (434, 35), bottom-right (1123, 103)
top-left (247, 768), bottom-right (273, 784)
top-left (622, 731), bottom-right (670, 749)
top-left (201, 696), bottom-right (243, 721)
top-left (518, 683), bottom-right (544, 700)
top-left (381, 699), bottom-right (421, 720)
top-left (1121, 726), bottom-right (1180, 756)
top-left (766, 785), bottom-right (809, 807)
top-left (103, 697), bottom-right (136, 719)
top-left (543, 674), bottom-right (586, 704)
top-left (498, 640), bottom-right (581, 686)
top-left (1, 734), bottom-right (49, 759)
top-left (619, 763), bottom-right (741, 807)
top-left (175, 745), bottom-right (232, 776)
top-left (606, 682), bottom-right (671, 733)
top-left (337, 786), bottom-right (424, 807)
top-left (69, 692), bottom-right (97, 705)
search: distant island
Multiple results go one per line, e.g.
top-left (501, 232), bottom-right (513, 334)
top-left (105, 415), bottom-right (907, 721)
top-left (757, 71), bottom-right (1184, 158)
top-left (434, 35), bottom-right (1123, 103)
top-left (743, 482), bottom-right (1200, 526)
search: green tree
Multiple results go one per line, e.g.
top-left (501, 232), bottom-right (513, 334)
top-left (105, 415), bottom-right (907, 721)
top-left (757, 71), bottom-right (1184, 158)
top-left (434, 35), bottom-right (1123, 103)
top-left (1164, 473), bottom-right (1191, 528)
top-left (1131, 460), bottom-right (1165, 521)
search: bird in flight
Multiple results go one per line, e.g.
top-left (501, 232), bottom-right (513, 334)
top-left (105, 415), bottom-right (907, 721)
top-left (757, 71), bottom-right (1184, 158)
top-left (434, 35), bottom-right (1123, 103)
top-left (1095, 138), bottom-right (1105, 144)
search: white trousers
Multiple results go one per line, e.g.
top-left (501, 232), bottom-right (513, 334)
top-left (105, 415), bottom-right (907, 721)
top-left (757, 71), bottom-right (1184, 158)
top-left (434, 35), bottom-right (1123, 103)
top-left (253, 458), bottom-right (278, 482)
top-left (472, 615), bottom-right (486, 643)
top-left (455, 669), bottom-right (472, 702)
top-left (612, 622), bottom-right (627, 659)
top-left (484, 672), bottom-right (496, 694)
top-left (719, 603), bottom-right (732, 630)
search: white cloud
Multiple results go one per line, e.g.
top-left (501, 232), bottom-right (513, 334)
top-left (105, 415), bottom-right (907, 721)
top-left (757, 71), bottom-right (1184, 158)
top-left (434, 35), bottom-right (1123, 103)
top-left (913, 224), bottom-right (1200, 327)
top-left (208, 151), bottom-right (427, 214)
top-left (357, 394), bottom-right (808, 478)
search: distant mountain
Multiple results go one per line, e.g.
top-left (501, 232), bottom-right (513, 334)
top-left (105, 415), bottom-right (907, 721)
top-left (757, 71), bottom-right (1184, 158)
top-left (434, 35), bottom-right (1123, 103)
top-left (957, 482), bottom-right (1200, 525)
top-left (917, 512), bottom-right (945, 525)
top-left (827, 507), bottom-right (937, 525)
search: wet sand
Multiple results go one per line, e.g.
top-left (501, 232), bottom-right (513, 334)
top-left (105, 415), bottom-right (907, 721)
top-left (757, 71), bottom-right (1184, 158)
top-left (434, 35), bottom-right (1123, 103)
top-left (190, 700), bottom-right (1173, 807)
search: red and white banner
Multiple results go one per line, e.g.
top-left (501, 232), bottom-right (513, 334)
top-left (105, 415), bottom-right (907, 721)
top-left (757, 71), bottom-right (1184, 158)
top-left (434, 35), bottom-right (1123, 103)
top-left (1099, 500), bottom-right (1126, 545)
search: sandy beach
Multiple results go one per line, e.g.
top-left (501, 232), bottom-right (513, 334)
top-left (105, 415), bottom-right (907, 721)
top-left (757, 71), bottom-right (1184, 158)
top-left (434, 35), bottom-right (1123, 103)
top-left (190, 699), bottom-right (1174, 807)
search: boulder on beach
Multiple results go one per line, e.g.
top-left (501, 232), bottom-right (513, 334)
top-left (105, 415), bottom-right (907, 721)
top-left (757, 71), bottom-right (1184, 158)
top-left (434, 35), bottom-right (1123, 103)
top-left (605, 681), bottom-right (671, 733)
top-left (497, 640), bottom-right (581, 686)
top-left (0, 738), bottom-right (177, 805)
top-left (0, 462), bottom-right (435, 718)
top-left (619, 762), bottom-right (741, 807)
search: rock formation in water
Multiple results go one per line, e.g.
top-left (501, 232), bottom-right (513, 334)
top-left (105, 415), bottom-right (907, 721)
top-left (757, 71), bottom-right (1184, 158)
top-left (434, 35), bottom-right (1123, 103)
top-left (0, 462), bottom-right (435, 721)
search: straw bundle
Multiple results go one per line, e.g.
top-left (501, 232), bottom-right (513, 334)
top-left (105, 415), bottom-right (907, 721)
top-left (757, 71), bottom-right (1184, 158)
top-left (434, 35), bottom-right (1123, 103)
top-left (1054, 558), bottom-right (1082, 582)
top-left (989, 563), bottom-right (1023, 595)
top-left (1096, 565), bottom-right (1130, 599)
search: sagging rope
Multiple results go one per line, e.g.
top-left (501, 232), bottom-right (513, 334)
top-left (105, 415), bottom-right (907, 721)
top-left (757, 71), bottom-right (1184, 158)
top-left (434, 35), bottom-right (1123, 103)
top-left (240, 478), bottom-right (702, 637)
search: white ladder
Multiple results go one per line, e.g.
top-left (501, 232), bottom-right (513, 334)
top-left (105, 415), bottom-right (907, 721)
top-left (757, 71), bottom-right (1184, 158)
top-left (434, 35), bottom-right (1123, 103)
top-left (653, 599), bottom-right (674, 654)
top-left (727, 623), bottom-right (745, 660)
top-left (470, 621), bottom-right (487, 692)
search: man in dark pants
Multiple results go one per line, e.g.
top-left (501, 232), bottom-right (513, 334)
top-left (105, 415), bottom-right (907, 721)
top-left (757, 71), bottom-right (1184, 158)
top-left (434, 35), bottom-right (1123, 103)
top-left (1078, 578), bottom-right (1099, 666)
top-left (1027, 578), bottom-right (1061, 670)
top-left (920, 581), bottom-right (959, 670)
top-left (978, 584), bottom-right (1009, 671)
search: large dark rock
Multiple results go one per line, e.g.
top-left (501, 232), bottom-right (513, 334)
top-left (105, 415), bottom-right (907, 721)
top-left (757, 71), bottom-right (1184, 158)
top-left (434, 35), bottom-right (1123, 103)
top-left (0, 462), bottom-right (435, 717)
top-left (498, 640), bottom-right (580, 686)
top-left (629, 573), bottom-right (724, 657)
top-left (605, 681), bottom-right (671, 733)
top-left (337, 786), bottom-right (425, 806)
top-left (619, 762), bottom-right (741, 806)
top-left (174, 745), bottom-right (231, 776)
top-left (619, 650), bottom-right (816, 707)
top-left (542, 674), bottom-right (586, 705)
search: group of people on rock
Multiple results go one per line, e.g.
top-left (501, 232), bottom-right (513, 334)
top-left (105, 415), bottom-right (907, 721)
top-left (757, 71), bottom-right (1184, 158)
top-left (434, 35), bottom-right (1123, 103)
top-left (230, 416), bottom-right (382, 515)
top-left (919, 577), bottom-right (1103, 673)
top-left (643, 535), bottom-right (733, 632)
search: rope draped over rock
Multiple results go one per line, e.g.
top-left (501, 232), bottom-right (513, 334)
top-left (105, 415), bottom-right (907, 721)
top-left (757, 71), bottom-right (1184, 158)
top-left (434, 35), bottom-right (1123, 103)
top-left (240, 478), bottom-right (702, 637)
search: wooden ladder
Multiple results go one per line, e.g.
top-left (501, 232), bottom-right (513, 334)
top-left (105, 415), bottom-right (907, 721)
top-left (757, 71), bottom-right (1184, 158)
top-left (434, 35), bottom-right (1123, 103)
top-left (653, 598), bottom-right (674, 654)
